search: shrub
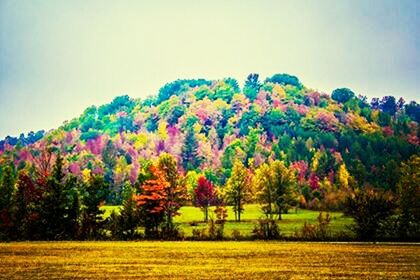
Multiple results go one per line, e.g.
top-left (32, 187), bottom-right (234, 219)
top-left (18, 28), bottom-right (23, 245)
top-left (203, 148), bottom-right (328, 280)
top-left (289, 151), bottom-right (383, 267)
top-left (295, 212), bottom-right (331, 240)
top-left (252, 218), bottom-right (281, 240)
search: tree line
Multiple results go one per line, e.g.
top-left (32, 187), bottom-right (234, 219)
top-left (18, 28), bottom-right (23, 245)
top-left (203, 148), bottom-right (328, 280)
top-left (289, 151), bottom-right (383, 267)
top-left (0, 148), bottom-right (418, 241)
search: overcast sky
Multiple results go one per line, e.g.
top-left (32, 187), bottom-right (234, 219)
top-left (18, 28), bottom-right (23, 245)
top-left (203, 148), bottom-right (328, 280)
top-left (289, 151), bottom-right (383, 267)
top-left (0, 0), bottom-right (419, 138)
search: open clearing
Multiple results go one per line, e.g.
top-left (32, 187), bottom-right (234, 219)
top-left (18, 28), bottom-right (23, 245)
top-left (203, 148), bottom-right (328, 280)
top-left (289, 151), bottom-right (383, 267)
top-left (102, 204), bottom-right (354, 237)
top-left (0, 242), bottom-right (418, 279)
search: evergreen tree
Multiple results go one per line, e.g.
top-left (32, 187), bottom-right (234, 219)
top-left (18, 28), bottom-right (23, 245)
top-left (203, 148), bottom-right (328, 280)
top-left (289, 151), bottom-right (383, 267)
top-left (0, 164), bottom-right (15, 239)
top-left (81, 175), bottom-right (109, 239)
top-left (40, 153), bottom-right (69, 240)
top-left (181, 129), bottom-right (201, 171)
top-left (243, 73), bottom-right (261, 101)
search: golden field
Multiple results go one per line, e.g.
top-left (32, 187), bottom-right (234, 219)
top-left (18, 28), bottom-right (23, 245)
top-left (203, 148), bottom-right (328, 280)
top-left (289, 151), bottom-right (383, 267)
top-left (0, 242), bottom-right (419, 279)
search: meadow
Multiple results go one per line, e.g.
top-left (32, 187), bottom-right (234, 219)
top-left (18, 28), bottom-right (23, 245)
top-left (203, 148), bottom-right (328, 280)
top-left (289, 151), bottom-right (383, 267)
top-left (0, 241), bottom-right (418, 279)
top-left (102, 204), bottom-right (353, 238)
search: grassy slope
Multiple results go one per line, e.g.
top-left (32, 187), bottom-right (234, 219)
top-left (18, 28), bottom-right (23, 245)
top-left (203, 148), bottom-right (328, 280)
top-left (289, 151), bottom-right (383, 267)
top-left (0, 242), bottom-right (418, 279)
top-left (102, 204), bottom-right (354, 237)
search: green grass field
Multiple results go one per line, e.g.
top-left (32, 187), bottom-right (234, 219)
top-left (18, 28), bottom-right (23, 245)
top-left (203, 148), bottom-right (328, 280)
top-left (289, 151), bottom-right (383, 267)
top-left (0, 241), bottom-right (418, 279)
top-left (102, 204), bottom-right (354, 238)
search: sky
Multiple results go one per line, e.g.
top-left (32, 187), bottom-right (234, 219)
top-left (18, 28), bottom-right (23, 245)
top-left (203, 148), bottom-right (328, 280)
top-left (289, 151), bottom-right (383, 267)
top-left (0, 0), bottom-right (419, 138)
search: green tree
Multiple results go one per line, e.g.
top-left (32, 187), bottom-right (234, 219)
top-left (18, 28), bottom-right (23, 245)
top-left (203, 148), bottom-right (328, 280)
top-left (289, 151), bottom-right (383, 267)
top-left (397, 155), bottom-right (420, 239)
top-left (181, 129), bottom-right (202, 171)
top-left (344, 188), bottom-right (396, 240)
top-left (81, 175), bottom-right (109, 239)
top-left (40, 153), bottom-right (70, 239)
top-left (0, 164), bottom-right (15, 239)
top-left (331, 88), bottom-right (355, 104)
top-left (243, 73), bottom-right (261, 101)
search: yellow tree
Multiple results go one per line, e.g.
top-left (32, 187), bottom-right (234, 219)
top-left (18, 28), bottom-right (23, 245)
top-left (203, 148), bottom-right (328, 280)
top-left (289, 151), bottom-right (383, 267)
top-left (225, 160), bottom-right (252, 222)
top-left (336, 163), bottom-right (350, 189)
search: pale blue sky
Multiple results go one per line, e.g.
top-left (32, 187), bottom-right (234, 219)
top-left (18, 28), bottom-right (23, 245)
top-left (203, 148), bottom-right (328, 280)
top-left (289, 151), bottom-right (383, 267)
top-left (0, 0), bottom-right (419, 138)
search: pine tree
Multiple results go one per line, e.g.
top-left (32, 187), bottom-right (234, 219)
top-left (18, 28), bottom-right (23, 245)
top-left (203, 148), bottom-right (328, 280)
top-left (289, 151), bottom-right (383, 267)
top-left (0, 164), bottom-right (15, 239)
top-left (40, 153), bottom-right (69, 240)
top-left (181, 129), bottom-right (201, 171)
top-left (81, 175), bottom-right (109, 239)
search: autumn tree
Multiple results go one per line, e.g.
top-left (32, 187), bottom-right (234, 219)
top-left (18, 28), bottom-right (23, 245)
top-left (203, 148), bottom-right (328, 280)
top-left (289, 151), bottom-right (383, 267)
top-left (253, 163), bottom-right (277, 219)
top-left (194, 176), bottom-right (216, 222)
top-left (157, 153), bottom-right (186, 233)
top-left (397, 155), bottom-right (420, 239)
top-left (13, 172), bottom-right (43, 240)
top-left (271, 160), bottom-right (297, 220)
top-left (336, 163), bottom-right (350, 189)
top-left (133, 165), bottom-right (168, 238)
top-left (226, 160), bottom-right (251, 222)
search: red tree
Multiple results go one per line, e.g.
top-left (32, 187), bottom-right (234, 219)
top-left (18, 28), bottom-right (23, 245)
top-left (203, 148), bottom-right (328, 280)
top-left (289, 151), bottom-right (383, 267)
top-left (194, 176), bottom-right (216, 222)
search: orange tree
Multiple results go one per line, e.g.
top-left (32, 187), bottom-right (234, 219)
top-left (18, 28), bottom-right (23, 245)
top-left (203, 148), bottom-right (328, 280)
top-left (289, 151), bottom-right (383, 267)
top-left (133, 165), bottom-right (168, 238)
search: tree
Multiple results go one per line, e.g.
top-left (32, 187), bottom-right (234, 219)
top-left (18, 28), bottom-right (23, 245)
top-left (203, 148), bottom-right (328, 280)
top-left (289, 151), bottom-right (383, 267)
top-left (253, 163), bottom-right (277, 219)
top-left (64, 175), bottom-right (81, 239)
top-left (331, 88), bottom-right (355, 104)
top-left (111, 184), bottom-right (138, 240)
top-left (380, 96), bottom-right (397, 116)
top-left (181, 129), bottom-right (201, 171)
top-left (397, 155), bottom-right (420, 239)
top-left (344, 188), bottom-right (395, 240)
top-left (336, 164), bottom-right (350, 189)
top-left (157, 153), bottom-right (186, 233)
top-left (265, 73), bottom-right (302, 89)
top-left (40, 153), bottom-right (70, 240)
top-left (225, 160), bottom-right (251, 222)
top-left (81, 175), bottom-right (109, 239)
top-left (194, 176), bottom-right (216, 222)
top-left (133, 165), bottom-right (168, 238)
top-left (243, 73), bottom-right (261, 101)
top-left (13, 171), bottom-right (43, 240)
top-left (0, 164), bottom-right (15, 239)
top-left (270, 160), bottom-right (297, 220)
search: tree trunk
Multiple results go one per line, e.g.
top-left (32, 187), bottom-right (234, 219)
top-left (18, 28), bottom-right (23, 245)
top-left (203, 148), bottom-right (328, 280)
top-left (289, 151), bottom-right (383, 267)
top-left (238, 201), bottom-right (241, 222)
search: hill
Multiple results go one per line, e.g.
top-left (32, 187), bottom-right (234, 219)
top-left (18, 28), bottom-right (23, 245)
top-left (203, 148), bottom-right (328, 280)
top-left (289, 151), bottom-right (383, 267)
top-left (0, 73), bottom-right (419, 207)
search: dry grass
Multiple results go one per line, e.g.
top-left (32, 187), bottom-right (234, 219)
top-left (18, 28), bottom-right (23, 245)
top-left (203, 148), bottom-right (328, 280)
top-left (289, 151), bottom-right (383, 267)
top-left (0, 241), bottom-right (419, 279)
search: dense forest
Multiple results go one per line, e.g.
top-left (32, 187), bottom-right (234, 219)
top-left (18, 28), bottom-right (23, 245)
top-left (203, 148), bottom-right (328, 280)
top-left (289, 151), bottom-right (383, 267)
top-left (0, 73), bottom-right (419, 241)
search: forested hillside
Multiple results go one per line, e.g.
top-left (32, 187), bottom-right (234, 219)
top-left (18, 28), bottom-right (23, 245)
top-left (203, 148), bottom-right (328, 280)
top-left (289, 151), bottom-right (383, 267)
top-left (1, 73), bottom-right (419, 207)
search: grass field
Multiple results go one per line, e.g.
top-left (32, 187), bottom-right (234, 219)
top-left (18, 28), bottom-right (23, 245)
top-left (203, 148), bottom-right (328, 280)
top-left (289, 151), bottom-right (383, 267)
top-left (0, 241), bottom-right (418, 279)
top-left (102, 204), bottom-right (354, 238)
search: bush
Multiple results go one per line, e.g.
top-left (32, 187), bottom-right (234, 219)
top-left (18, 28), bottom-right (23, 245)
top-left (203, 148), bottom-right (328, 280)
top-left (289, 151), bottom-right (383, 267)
top-left (252, 218), bottom-right (280, 240)
top-left (231, 229), bottom-right (243, 240)
top-left (295, 212), bottom-right (331, 240)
